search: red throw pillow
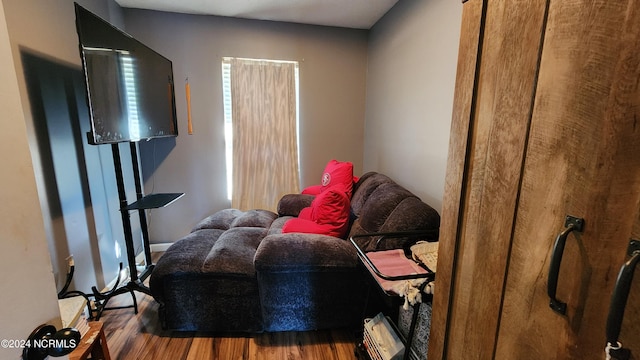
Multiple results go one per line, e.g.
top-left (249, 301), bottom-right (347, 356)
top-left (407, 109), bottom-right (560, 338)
top-left (301, 184), bottom-right (323, 196)
top-left (283, 186), bottom-right (350, 238)
top-left (298, 206), bottom-right (312, 221)
top-left (282, 218), bottom-right (339, 237)
top-left (301, 160), bottom-right (354, 198)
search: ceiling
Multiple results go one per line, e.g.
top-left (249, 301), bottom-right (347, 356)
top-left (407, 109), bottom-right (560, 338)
top-left (114, 0), bottom-right (399, 29)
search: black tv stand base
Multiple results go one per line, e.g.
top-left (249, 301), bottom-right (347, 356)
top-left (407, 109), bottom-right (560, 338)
top-left (125, 263), bottom-right (154, 296)
top-left (91, 283), bottom-right (138, 321)
top-left (85, 142), bottom-right (182, 320)
top-left (96, 142), bottom-right (182, 320)
top-left (125, 280), bottom-right (151, 296)
top-left (87, 262), bottom-right (157, 320)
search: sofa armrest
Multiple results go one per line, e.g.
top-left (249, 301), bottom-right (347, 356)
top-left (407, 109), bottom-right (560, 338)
top-left (277, 194), bottom-right (315, 217)
top-left (351, 229), bottom-right (439, 252)
top-left (254, 233), bottom-right (357, 271)
top-left (352, 230), bottom-right (439, 250)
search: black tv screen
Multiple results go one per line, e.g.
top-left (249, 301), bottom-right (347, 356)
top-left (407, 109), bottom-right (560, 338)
top-left (75, 4), bottom-right (178, 145)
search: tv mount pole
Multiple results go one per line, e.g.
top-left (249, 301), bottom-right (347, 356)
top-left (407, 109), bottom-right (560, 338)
top-left (80, 141), bottom-right (182, 319)
top-left (107, 142), bottom-right (183, 296)
top-left (111, 142), bottom-right (151, 294)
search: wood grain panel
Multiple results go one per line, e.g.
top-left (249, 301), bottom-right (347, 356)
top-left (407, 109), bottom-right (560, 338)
top-left (428, 0), bottom-right (485, 358)
top-left (495, 0), bottom-right (640, 358)
top-left (185, 337), bottom-right (216, 359)
top-left (431, 0), bottom-right (548, 358)
top-left (632, 207), bottom-right (640, 240)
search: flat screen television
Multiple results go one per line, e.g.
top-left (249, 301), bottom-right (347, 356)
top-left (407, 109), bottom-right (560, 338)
top-left (75, 3), bottom-right (178, 145)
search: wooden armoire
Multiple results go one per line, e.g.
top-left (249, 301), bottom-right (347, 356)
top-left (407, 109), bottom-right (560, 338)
top-left (428, 0), bottom-right (640, 359)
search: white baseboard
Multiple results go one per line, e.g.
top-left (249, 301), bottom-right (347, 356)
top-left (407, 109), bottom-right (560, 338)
top-left (135, 251), bottom-right (145, 265)
top-left (150, 243), bottom-right (173, 253)
top-left (103, 269), bottom-right (125, 292)
top-left (100, 243), bottom-right (171, 292)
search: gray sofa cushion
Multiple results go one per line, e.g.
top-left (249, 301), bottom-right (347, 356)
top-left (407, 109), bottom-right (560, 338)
top-left (202, 227), bottom-right (267, 275)
top-left (191, 209), bottom-right (243, 231)
top-left (348, 173), bottom-right (440, 251)
top-left (150, 228), bottom-right (224, 303)
top-left (358, 183), bottom-right (417, 232)
top-left (350, 172), bottom-right (395, 216)
top-left (231, 209), bottom-right (278, 228)
top-left (254, 233), bottom-right (357, 272)
top-left (192, 208), bottom-right (277, 231)
top-left (277, 193), bottom-right (315, 216)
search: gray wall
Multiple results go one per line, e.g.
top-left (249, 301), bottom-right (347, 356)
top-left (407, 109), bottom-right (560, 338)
top-left (3, 0), bottom-right (136, 296)
top-left (0, 3), bottom-right (61, 357)
top-left (122, 10), bottom-right (369, 244)
top-left (0, 0), bottom-right (126, 356)
top-left (364, 0), bottom-right (462, 211)
top-left (0, 4), bottom-right (463, 353)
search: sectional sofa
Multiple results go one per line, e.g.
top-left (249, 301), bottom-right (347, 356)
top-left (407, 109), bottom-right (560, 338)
top-left (149, 171), bottom-right (440, 332)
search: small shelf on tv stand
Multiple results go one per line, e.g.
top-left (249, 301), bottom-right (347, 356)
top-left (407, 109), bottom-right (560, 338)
top-left (122, 192), bottom-right (184, 211)
top-left (90, 142), bottom-right (184, 319)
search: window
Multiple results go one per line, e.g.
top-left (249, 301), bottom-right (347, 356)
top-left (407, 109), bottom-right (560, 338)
top-left (221, 57), bottom-right (301, 210)
top-left (222, 61), bottom-right (233, 200)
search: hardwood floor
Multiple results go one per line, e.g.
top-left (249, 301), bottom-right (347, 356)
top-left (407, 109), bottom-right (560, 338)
top-left (97, 260), bottom-right (359, 359)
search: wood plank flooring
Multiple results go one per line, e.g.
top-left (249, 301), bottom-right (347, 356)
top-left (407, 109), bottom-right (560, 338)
top-left (98, 257), bottom-right (359, 359)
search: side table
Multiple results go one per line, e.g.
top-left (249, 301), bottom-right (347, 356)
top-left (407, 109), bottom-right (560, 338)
top-left (350, 231), bottom-right (437, 360)
top-left (69, 321), bottom-right (111, 360)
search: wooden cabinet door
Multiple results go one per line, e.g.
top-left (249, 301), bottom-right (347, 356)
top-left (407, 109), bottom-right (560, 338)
top-left (495, 0), bottom-right (640, 357)
top-left (429, 0), bottom-right (640, 359)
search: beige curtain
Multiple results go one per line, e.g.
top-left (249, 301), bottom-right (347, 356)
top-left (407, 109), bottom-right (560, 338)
top-left (230, 58), bottom-right (300, 211)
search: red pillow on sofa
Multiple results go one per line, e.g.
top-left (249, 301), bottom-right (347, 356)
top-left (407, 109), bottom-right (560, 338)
top-left (282, 186), bottom-right (350, 238)
top-left (302, 159), bottom-right (355, 198)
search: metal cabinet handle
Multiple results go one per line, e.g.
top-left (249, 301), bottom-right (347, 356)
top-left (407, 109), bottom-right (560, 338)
top-left (605, 240), bottom-right (640, 360)
top-left (547, 215), bottom-right (584, 315)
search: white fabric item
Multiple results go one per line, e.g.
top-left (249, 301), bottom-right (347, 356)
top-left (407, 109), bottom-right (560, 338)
top-left (391, 278), bottom-right (434, 310)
